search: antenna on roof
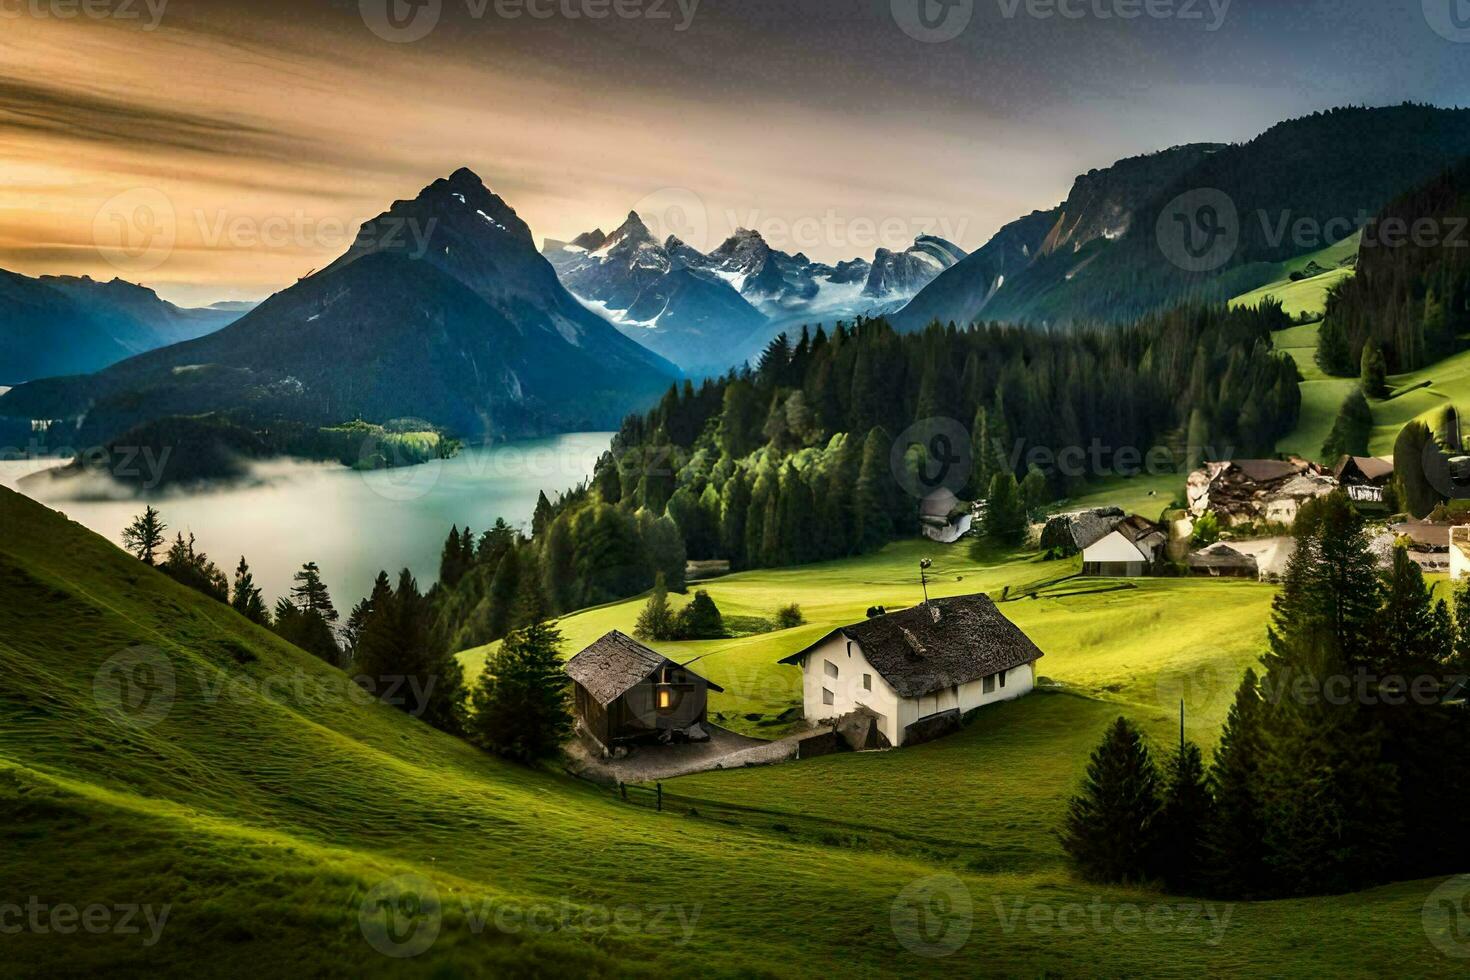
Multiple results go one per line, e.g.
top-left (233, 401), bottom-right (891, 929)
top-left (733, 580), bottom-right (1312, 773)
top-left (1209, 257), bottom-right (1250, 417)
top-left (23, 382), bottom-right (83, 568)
top-left (919, 558), bottom-right (932, 605)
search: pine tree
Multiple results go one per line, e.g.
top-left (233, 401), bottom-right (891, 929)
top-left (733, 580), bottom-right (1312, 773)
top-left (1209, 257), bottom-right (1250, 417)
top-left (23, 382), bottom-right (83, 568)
top-left (230, 556), bottom-right (269, 625)
top-left (1374, 544), bottom-right (1454, 672)
top-left (1207, 669), bottom-right (1268, 898)
top-left (469, 588), bottom-right (572, 762)
top-left (1316, 317), bottom-right (1353, 376)
top-left (532, 491), bottom-right (555, 538)
top-left (1060, 717), bottom-right (1163, 883)
top-left (1155, 741), bottom-right (1214, 892)
top-left (289, 562), bottom-right (338, 623)
top-left (635, 573), bottom-right (676, 641)
top-left (1359, 342), bottom-right (1389, 399)
top-left (121, 506), bottom-right (167, 565)
top-left (440, 525), bottom-right (468, 588)
top-left (981, 472), bottom-right (1028, 548)
top-left (1320, 389), bottom-right (1373, 461)
top-left (852, 428), bottom-right (894, 553)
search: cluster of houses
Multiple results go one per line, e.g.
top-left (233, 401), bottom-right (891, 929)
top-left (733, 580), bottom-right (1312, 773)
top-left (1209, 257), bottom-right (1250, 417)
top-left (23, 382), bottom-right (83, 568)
top-left (564, 592), bottom-right (1046, 757)
top-left (557, 451), bottom-right (1443, 764)
top-left (1037, 454), bottom-right (1403, 581)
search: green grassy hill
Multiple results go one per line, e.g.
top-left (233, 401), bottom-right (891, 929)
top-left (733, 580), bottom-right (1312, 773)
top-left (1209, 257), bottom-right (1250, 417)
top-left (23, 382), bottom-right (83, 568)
top-left (1229, 235), bottom-right (1361, 463)
top-left (3, 486), bottom-right (1463, 976)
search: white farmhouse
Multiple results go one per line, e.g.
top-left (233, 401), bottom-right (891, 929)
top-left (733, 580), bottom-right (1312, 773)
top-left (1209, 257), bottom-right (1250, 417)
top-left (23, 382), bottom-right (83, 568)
top-left (777, 594), bottom-right (1045, 747)
top-left (1081, 514), bottom-right (1167, 577)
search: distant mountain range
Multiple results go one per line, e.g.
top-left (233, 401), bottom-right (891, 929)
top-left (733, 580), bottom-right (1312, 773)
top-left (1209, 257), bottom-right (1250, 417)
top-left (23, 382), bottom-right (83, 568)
top-left (543, 218), bottom-right (965, 375)
top-left (894, 104), bottom-right (1470, 329)
top-left (0, 272), bottom-right (245, 385)
top-left (0, 169), bottom-right (677, 452)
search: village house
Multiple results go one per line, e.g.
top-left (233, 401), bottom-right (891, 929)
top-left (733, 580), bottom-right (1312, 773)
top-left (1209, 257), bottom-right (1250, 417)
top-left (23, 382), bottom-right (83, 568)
top-left (1386, 521), bottom-right (1451, 574)
top-left (1333, 455), bottom-right (1394, 511)
top-left (1040, 507), bottom-right (1125, 556)
top-left (1187, 457), bottom-right (1335, 527)
top-left (565, 631), bottom-right (724, 754)
top-left (777, 594), bottom-right (1045, 748)
top-left (1081, 514), bottom-right (1168, 577)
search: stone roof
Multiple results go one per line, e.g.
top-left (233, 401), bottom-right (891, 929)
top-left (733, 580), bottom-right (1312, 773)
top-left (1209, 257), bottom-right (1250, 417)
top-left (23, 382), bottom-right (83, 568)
top-left (1392, 522), bottom-right (1451, 551)
top-left (1334, 455), bottom-right (1394, 484)
top-left (1041, 507), bottom-right (1124, 554)
top-left (780, 594), bottom-right (1045, 698)
top-left (566, 630), bottom-right (723, 707)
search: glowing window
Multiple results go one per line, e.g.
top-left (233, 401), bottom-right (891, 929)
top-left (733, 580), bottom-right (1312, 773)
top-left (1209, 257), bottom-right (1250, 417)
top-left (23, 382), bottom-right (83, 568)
top-left (658, 689), bottom-right (672, 709)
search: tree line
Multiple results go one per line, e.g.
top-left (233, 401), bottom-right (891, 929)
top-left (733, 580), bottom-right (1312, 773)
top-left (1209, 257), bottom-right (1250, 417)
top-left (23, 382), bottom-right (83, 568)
top-left (1062, 491), bottom-right (1470, 897)
top-left (1319, 157), bottom-right (1470, 377)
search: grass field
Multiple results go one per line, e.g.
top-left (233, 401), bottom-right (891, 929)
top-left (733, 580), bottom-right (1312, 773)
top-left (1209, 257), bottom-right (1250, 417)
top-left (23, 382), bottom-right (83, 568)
top-left (1229, 233), bottom-right (1360, 321)
top-left (1228, 237), bottom-right (1363, 464)
top-left (5, 485), bottom-right (1466, 976)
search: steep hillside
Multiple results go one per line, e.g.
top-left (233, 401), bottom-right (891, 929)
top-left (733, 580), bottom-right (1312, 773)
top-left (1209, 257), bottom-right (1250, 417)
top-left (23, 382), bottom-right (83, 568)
top-left (0, 170), bottom-right (677, 448)
top-left (2, 486), bottom-right (1457, 976)
top-left (898, 105), bottom-right (1470, 329)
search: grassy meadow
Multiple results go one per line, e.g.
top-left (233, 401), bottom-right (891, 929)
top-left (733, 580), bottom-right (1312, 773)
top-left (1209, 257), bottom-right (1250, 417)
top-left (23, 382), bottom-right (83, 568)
top-left (3, 472), bottom-right (1466, 975)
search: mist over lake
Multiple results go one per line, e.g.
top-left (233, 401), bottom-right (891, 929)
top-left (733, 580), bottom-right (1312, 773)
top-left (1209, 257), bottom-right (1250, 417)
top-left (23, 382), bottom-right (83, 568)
top-left (0, 433), bottom-right (612, 608)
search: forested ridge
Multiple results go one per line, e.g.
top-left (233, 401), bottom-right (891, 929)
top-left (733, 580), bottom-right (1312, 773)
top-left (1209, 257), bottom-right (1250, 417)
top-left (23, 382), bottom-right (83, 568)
top-left (1320, 156), bottom-right (1470, 375)
top-left (426, 302), bottom-right (1301, 653)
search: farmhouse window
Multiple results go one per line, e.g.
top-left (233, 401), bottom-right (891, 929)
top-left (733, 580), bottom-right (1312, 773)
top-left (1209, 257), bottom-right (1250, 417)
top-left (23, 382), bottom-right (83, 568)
top-left (824, 660), bottom-right (839, 679)
top-left (658, 688), bottom-right (672, 709)
top-left (822, 688), bottom-right (835, 706)
top-left (1000, 670), bottom-right (1007, 688)
top-left (983, 674), bottom-right (996, 694)
top-left (862, 674), bottom-right (872, 691)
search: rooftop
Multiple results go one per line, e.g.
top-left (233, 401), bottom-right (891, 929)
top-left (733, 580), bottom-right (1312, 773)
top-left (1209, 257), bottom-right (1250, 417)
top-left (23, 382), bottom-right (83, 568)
top-left (780, 594), bottom-right (1044, 698)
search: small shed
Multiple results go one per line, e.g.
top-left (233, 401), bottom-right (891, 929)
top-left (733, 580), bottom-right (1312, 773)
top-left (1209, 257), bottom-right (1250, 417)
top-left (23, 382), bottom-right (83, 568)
top-left (565, 631), bottom-right (724, 752)
top-left (1188, 542), bottom-right (1259, 578)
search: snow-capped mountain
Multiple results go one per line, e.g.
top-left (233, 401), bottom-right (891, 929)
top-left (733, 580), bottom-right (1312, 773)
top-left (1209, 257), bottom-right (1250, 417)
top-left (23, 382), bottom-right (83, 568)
top-left (543, 213), bottom-right (770, 378)
top-left (0, 169), bottom-right (678, 446)
top-left (864, 236), bottom-right (967, 300)
top-left (545, 214), bottom-right (967, 374)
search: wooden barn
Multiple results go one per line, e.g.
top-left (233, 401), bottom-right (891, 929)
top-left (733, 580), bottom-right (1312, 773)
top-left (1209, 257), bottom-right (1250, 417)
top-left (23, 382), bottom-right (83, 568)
top-left (565, 631), bottom-right (724, 752)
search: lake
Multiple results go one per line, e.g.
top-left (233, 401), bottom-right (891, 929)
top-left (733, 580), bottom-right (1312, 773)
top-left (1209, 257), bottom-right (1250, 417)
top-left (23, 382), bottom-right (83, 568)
top-left (0, 433), bottom-right (613, 610)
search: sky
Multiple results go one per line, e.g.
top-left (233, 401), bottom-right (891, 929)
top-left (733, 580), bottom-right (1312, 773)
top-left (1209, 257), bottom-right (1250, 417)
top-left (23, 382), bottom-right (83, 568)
top-left (1, 0), bottom-right (1468, 306)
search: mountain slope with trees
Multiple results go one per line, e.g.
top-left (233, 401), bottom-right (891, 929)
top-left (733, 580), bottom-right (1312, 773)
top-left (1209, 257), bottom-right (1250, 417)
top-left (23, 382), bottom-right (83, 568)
top-left (898, 104), bottom-right (1470, 329)
top-left (0, 169), bottom-right (677, 450)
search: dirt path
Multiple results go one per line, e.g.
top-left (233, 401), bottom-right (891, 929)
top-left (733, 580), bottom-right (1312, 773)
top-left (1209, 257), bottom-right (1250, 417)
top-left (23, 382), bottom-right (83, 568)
top-left (565, 723), bottom-right (822, 783)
